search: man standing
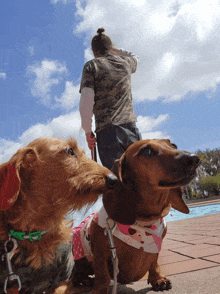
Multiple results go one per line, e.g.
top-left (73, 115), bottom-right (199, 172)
top-left (79, 28), bottom-right (141, 169)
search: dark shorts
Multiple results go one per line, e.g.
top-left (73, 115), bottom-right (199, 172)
top-left (96, 122), bottom-right (142, 170)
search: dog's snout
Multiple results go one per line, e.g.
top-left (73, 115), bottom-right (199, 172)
top-left (106, 173), bottom-right (119, 189)
top-left (178, 153), bottom-right (200, 169)
top-left (190, 154), bottom-right (200, 166)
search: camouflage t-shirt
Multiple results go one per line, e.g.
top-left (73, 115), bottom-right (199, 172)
top-left (80, 53), bottom-right (137, 133)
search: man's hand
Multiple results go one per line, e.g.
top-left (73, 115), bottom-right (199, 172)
top-left (86, 132), bottom-right (96, 150)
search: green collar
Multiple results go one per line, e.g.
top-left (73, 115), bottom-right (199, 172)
top-left (10, 229), bottom-right (49, 242)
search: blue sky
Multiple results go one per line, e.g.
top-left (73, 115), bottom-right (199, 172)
top-left (1, 0), bottom-right (220, 165)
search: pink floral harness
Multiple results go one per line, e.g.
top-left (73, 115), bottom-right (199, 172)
top-left (72, 206), bottom-right (166, 261)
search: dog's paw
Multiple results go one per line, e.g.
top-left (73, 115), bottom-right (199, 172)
top-left (150, 278), bottom-right (172, 291)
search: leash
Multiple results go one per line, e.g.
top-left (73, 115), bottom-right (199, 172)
top-left (90, 134), bottom-right (118, 292)
top-left (91, 132), bottom-right (97, 162)
top-left (1, 229), bottom-right (50, 293)
top-left (104, 217), bottom-right (119, 294)
top-left (91, 146), bottom-right (97, 162)
top-left (2, 234), bottom-right (22, 293)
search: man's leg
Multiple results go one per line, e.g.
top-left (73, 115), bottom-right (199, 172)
top-left (96, 122), bottom-right (142, 170)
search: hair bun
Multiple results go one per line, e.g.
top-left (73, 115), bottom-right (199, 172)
top-left (97, 28), bottom-right (105, 35)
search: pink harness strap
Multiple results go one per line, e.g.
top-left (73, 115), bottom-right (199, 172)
top-left (72, 213), bottom-right (95, 260)
top-left (72, 207), bottom-right (166, 261)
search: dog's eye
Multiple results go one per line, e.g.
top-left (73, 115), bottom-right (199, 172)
top-left (138, 145), bottom-right (157, 157)
top-left (143, 148), bottom-right (153, 156)
top-left (171, 143), bottom-right (177, 149)
top-left (65, 148), bottom-right (76, 157)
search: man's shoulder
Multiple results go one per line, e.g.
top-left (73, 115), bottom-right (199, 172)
top-left (83, 59), bottom-right (96, 72)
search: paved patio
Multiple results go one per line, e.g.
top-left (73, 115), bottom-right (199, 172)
top-left (71, 201), bottom-right (220, 293)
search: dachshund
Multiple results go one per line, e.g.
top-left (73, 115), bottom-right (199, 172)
top-left (0, 137), bottom-right (119, 294)
top-left (72, 139), bottom-right (200, 293)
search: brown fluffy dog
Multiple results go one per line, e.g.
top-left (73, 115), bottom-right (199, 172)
top-left (0, 137), bottom-right (118, 294)
top-left (73, 139), bottom-right (200, 293)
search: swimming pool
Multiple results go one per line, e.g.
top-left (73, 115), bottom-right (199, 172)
top-left (165, 202), bottom-right (220, 222)
top-left (68, 202), bottom-right (220, 226)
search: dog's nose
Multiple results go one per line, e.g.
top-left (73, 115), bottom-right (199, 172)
top-left (190, 154), bottom-right (200, 166)
top-left (106, 173), bottom-right (119, 189)
top-left (178, 153), bottom-right (200, 170)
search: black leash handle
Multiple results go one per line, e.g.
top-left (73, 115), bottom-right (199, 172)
top-left (92, 146), bottom-right (97, 162)
top-left (91, 132), bottom-right (97, 162)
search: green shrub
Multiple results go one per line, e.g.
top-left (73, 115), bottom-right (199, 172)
top-left (200, 173), bottom-right (220, 196)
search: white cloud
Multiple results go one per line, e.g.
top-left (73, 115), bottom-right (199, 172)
top-left (19, 111), bottom-right (84, 146)
top-left (0, 113), bottom-right (168, 164)
top-left (137, 114), bottom-right (169, 139)
top-left (28, 60), bottom-right (67, 105)
top-left (0, 140), bottom-right (21, 164)
top-left (0, 73), bottom-right (6, 80)
top-left (75, 0), bottom-right (220, 102)
top-left (55, 81), bottom-right (80, 110)
top-left (28, 46), bottom-right (34, 56)
top-left (28, 59), bottom-right (80, 109)
top-left (0, 111), bottom-right (88, 164)
top-left (84, 48), bottom-right (94, 62)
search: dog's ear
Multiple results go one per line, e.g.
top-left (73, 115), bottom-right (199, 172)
top-left (103, 155), bottom-right (137, 225)
top-left (18, 147), bottom-right (38, 170)
top-left (0, 162), bottom-right (20, 210)
top-left (111, 159), bottom-right (122, 180)
top-left (168, 187), bottom-right (189, 214)
top-left (0, 147), bottom-right (38, 210)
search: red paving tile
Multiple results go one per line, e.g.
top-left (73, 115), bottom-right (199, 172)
top-left (162, 238), bottom-right (182, 245)
top-left (210, 232), bottom-right (220, 237)
top-left (161, 258), bottom-right (219, 276)
top-left (162, 240), bottom-right (192, 250)
top-left (205, 237), bottom-right (220, 245)
top-left (203, 254), bottom-right (220, 264)
top-left (200, 231), bottom-right (220, 237)
top-left (158, 252), bottom-right (191, 265)
top-left (160, 249), bottom-right (176, 257)
top-left (171, 244), bottom-right (220, 258)
top-left (166, 234), bottom-right (206, 242)
top-left (186, 236), bottom-right (218, 245)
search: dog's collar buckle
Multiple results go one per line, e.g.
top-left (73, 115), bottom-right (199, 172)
top-left (27, 231), bottom-right (42, 242)
top-left (9, 230), bottom-right (48, 242)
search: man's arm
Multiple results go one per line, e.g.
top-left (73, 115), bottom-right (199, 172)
top-left (79, 87), bottom-right (96, 150)
top-left (110, 47), bottom-right (138, 73)
top-left (110, 47), bottom-right (139, 62)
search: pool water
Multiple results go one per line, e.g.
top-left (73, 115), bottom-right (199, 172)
top-left (165, 203), bottom-right (220, 222)
top-left (68, 202), bottom-right (220, 227)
